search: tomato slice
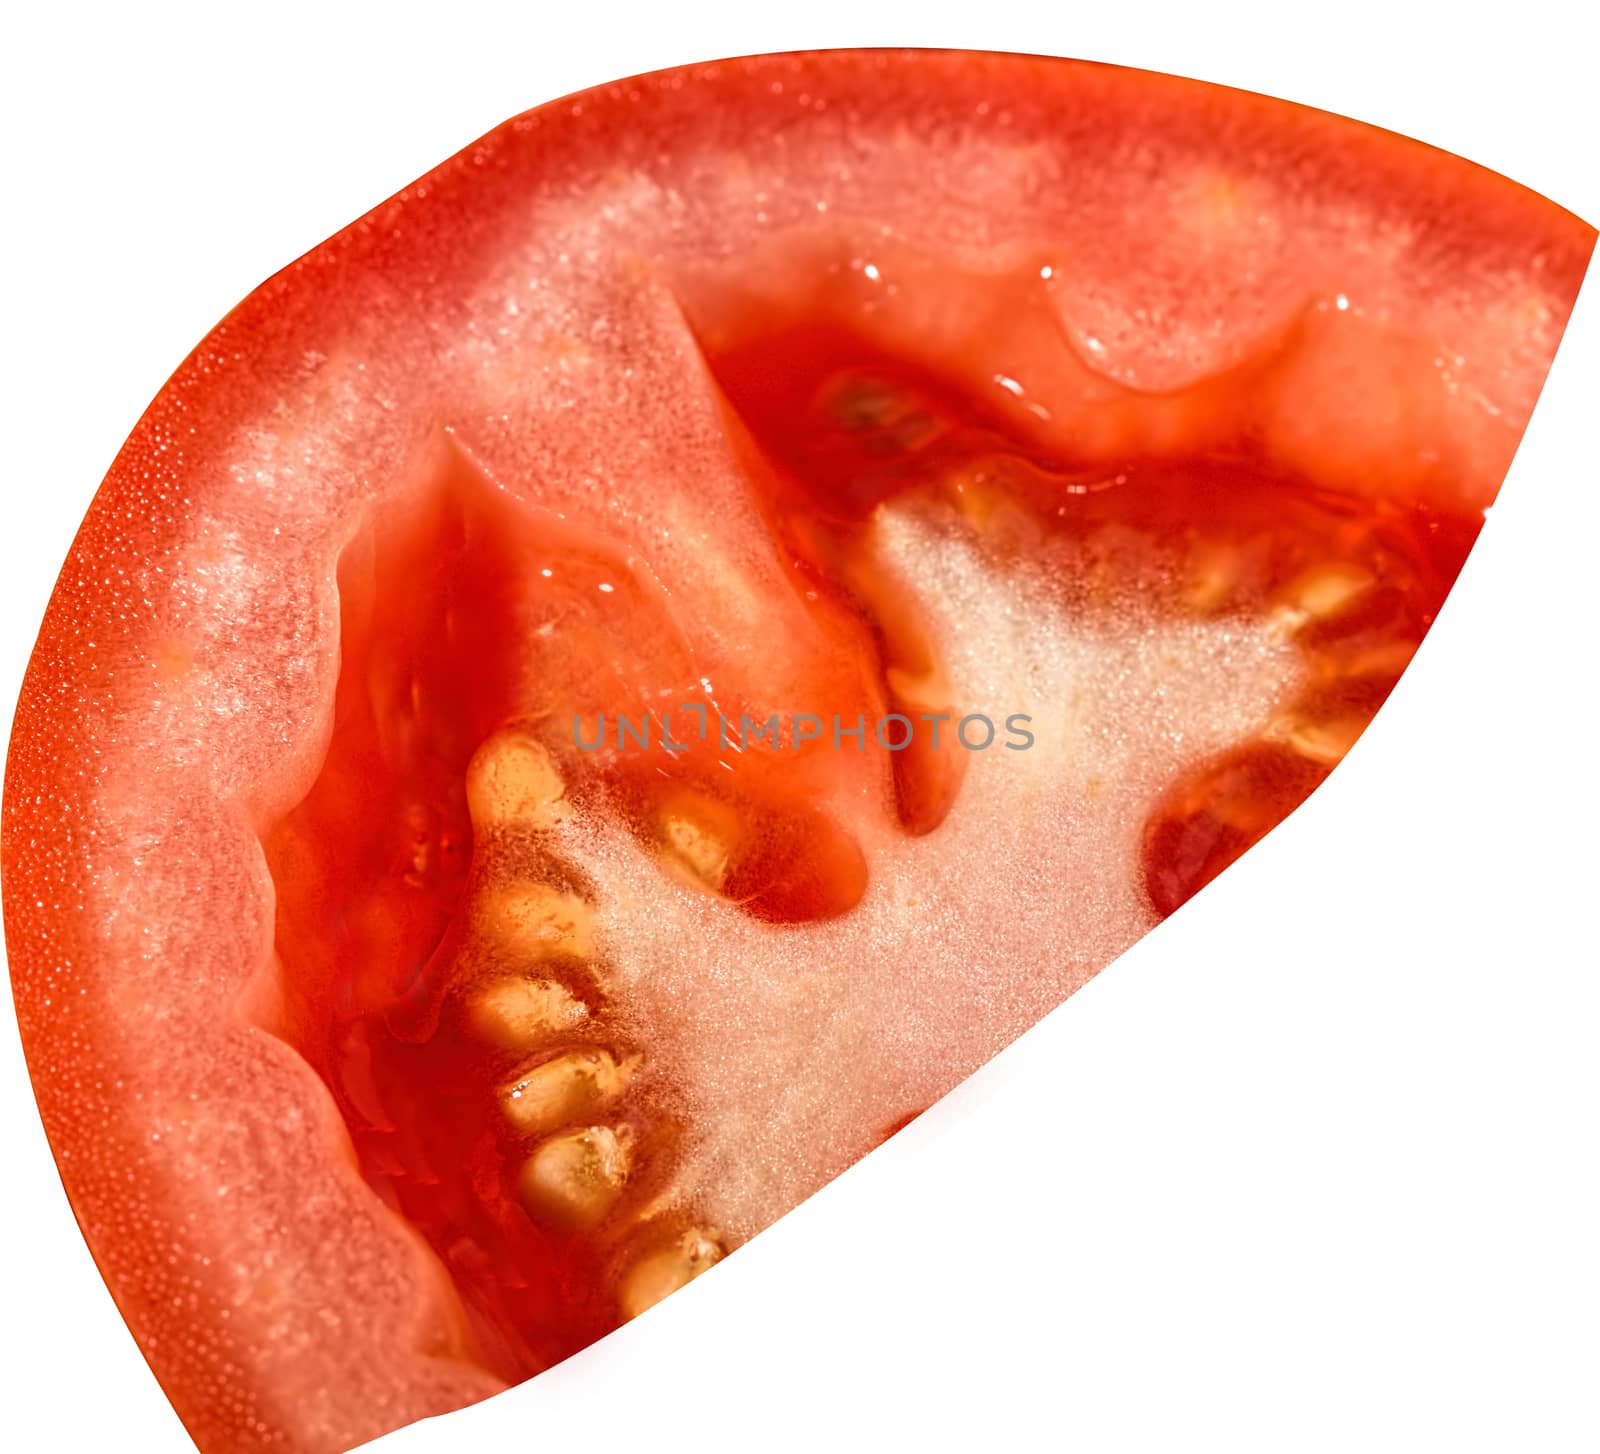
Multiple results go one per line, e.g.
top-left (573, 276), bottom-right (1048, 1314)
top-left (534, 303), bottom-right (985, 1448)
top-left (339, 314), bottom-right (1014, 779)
top-left (2, 48), bottom-right (1592, 1454)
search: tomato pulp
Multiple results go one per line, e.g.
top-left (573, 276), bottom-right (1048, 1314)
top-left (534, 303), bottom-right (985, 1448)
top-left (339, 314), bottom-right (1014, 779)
top-left (3, 49), bottom-right (1593, 1454)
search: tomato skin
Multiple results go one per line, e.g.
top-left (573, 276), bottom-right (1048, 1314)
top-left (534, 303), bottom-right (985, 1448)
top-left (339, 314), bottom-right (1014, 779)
top-left (2, 48), bottom-right (1593, 1454)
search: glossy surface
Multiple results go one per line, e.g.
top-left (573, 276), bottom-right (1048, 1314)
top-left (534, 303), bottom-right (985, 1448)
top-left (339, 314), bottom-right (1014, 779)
top-left (3, 48), bottom-right (1592, 1454)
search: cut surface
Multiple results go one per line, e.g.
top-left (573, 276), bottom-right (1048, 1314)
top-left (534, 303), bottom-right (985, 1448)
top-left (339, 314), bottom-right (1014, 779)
top-left (3, 47), bottom-right (1593, 1454)
top-left (259, 257), bottom-right (1479, 1373)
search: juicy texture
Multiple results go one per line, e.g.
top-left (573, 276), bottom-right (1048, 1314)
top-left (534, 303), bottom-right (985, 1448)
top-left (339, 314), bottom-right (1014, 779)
top-left (3, 48), bottom-right (1593, 1454)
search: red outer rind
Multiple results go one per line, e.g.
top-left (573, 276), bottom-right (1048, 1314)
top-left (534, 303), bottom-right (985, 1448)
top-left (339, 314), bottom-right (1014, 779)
top-left (3, 49), bottom-right (1593, 1454)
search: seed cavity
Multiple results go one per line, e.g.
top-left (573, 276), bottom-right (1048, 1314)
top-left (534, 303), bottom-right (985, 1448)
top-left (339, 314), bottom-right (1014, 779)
top-left (946, 466), bottom-right (1046, 552)
top-left (824, 374), bottom-right (944, 456)
top-left (1268, 561), bottom-right (1375, 637)
top-left (1183, 542), bottom-right (1241, 614)
top-left (478, 883), bottom-right (597, 962)
top-left (656, 794), bottom-right (741, 894)
top-left (1141, 742), bottom-right (1331, 917)
top-left (258, 259), bottom-right (1477, 1383)
top-left (466, 728), bottom-right (570, 833)
top-left (518, 1125), bottom-right (633, 1229)
top-left (1264, 710), bottom-right (1374, 765)
top-left (500, 1048), bottom-right (637, 1138)
top-left (1318, 637), bottom-right (1419, 681)
top-left (468, 974), bottom-right (590, 1048)
top-left (619, 1228), bottom-right (725, 1320)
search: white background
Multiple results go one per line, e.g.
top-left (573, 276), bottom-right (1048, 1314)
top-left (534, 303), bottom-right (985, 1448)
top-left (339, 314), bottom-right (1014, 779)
top-left (2, 2), bottom-right (1596, 1451)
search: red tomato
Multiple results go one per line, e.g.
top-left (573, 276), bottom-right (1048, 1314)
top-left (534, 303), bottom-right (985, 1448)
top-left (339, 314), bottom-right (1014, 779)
top-left (2, 48), bottom-right (1592, 1454)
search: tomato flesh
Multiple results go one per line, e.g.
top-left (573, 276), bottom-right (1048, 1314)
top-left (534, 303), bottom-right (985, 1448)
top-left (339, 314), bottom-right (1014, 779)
top-left (688, 245), bottom-right (1480, 912)
top-left (4, 48), bottom-right (1592, 1454)
top-left (257, 237), bottom-right (1487, 1381)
